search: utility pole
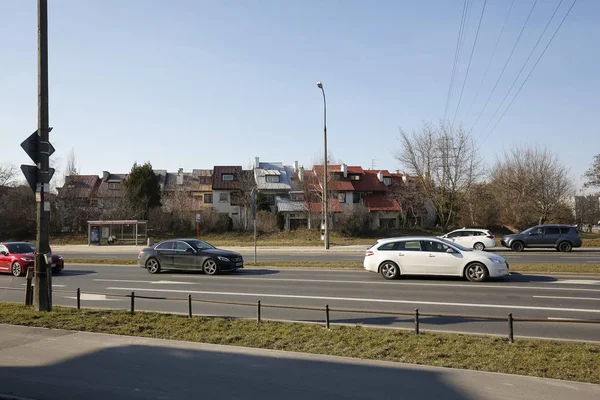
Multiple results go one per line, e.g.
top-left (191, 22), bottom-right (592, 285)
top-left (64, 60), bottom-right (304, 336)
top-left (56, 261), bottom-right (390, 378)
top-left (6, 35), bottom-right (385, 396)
top-left (317, 82), bottom-right (329, 250)
top-left (35, 0), bottom-right (52, 311)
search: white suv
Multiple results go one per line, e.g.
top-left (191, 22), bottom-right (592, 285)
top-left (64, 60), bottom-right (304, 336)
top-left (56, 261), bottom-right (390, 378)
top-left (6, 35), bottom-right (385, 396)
top-left (440, 228), bottom-right (496, 251)
top-left (363, 236), bottom-right (509, 282)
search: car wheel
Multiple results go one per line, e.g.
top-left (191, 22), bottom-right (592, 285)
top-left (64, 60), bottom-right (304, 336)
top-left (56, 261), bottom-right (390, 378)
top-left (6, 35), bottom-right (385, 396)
top-left (145, 258), bottom-right (161, 274)
top-left (473, 242), bottom-right (485, 251)
top-left (465, 262), bottom-right (489, 282)
top-left (12, 262), bottom-right (23, 277)
top-left (558, 241), bottom-right (572, 252)
top-left (379, 261), bottom-right (400, 280)
top-left (203, 259), bottom-right (219, 275)
top-left (511, 241), bottom-right (524, 252)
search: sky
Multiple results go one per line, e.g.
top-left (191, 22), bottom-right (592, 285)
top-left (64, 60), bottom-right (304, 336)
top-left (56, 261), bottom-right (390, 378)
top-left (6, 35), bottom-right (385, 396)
top-left (1, 0), bottom-right (598, 189)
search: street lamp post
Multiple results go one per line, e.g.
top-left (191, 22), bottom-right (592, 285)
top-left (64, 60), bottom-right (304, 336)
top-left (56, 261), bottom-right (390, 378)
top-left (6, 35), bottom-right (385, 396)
top-left (317, 82), bottom-right (329, 250)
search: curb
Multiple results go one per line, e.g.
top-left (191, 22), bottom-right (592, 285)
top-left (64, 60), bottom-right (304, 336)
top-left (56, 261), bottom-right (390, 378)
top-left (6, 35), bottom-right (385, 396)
top-left (0, 394), bottom-right (38, 400)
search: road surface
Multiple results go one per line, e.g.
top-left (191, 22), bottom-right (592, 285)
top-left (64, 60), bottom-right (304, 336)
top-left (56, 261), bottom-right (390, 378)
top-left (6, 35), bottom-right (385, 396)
top-left (1, 264), bottom-right (599, 341)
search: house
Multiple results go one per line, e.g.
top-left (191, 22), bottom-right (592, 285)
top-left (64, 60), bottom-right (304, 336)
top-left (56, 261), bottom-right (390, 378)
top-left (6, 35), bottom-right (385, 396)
top-left (211, 166), bottom-right (245, 224)
top-left (253, 157), bottom-right (297, 212)
top-left (56, 175), bottom-right (102, 231)
top-left (161, 168), bottom-right (213, 212)
top-left (95, 171), bottom-right (128, 214)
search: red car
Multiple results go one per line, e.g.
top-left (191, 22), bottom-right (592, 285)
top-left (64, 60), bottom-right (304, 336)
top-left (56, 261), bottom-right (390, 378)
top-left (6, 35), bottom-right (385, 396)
top-left (0, 242), bottom-right (64, 277)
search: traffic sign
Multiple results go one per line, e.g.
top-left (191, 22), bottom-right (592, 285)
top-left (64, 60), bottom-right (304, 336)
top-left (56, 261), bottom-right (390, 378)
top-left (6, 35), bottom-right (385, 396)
top-left (196, 213), bottom-right (201, 223)
top-left (20, 128), bottom-right (54, 164)
top-left (21, 165), bottom-right (55, 193)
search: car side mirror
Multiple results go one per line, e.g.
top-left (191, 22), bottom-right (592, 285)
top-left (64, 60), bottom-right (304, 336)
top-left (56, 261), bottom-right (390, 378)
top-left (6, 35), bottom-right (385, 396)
top-left (0, 251), bottom-right (7, 256)
top-left (446, 248), bottom-right (457, 254)
top-left (186, 248), bottom-right (195, 254)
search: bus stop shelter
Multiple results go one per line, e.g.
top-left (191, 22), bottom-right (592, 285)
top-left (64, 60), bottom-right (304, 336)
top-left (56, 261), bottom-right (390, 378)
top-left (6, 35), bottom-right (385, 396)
top-left (87, 220), bottom-right (148, 246)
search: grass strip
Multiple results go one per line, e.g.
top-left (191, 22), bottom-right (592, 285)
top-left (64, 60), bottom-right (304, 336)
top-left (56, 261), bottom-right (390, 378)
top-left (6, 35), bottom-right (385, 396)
top-left (64, 258), bottom-right (600, 274)
top-left (0, 302), bottom-right (598, 384)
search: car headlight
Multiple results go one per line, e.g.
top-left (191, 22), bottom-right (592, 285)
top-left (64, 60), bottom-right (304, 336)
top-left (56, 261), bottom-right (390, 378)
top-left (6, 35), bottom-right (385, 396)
top-left (488, 257), bottom-right (505, 264)
top-left (22, 258), bottom-right (34, 262)
top-left (217, 256), bottom-right (230, 262)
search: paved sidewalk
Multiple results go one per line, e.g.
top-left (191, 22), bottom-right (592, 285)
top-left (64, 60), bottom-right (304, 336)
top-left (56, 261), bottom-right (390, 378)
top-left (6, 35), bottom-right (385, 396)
top-left (0, 324), bottom-right (598, 400)
top-left (51, 244), bottom-right (373, 254)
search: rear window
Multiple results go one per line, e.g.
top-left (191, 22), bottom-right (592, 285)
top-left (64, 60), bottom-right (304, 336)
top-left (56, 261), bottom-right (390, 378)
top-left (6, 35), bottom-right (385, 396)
top-left (560, 227), bottom-right (578, 235)
top-left (377, 242), bottom-right (396, 251)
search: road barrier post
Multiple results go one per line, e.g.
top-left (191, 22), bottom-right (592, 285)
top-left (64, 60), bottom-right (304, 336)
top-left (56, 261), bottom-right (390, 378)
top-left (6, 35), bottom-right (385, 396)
top-left (508, 313), bottom-right (514, 343)
top-left (130, 291), bottom-right (135, 315)
top-left (325, 304), bottom-right (330, 329)
top-left (25, 267), bottom-right (34, 306)
top-left (415, 308), bottom-right (420, 335)
top-left (257, 300), bottom-right (261, 325)
top-left (77, 288), bottom-right (81, 310)
top-left (188, 294), bottom-right (192, 318)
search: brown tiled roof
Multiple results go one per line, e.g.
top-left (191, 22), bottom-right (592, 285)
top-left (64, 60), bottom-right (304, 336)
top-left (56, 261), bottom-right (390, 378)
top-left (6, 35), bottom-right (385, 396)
top-left (96, 174), bottom-right (127, 198)
top-left (212, 166), bottom-right (242, 190)
top-left (312, 165), bottom-right (388, 192)
top-left (364, 194), bottom-right (401, 212)
top-left (307, 198), bottom-right (343, 213)
top-left (58, 175), bottom-right (100, 198)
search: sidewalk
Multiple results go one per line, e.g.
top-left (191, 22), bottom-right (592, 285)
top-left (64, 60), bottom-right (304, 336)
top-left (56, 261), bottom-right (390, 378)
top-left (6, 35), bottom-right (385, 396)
top-left (0, 324), bottom-right (598, 400)
top-left (51, 244), bottom-right (373, 254)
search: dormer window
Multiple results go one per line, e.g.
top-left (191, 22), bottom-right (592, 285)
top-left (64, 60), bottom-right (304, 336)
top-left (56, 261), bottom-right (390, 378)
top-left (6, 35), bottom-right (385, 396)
top-left (266, 175), bottom-right (280, 183)
top-left (383, 177), bottom-right (391, 186)
top-left (108, 182), bottom-right (120, 190)
top-left (223, 174), bottom-right (234, 181)
top-left (349, 174), bottom-right (360, 181)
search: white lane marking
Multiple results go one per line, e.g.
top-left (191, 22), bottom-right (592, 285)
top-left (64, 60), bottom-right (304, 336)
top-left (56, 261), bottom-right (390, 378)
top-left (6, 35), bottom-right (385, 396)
top-left (94, 279), bottom-right (196, 285)
top-left (64, 294), bottom-right (122, 301)
top-left (21, 284), bottom-right (66, 288)
top-left (104, 287), bottom-right (600, 314)
top-left (547, 317), bottom-right (584, 321)
top-left (156, 276), bottom-right (600, 293)
top-left (551, 280), bottom-right (600, 285)
top-left (534, 296), bottom-right (600, 301)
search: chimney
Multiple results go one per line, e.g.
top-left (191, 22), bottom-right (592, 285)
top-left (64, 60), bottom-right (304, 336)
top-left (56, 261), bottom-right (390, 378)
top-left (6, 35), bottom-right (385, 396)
top-left (293, 161), bottom-right (299, 173)
top-left (299, 167), bottom-right (304, 182)
top-left (177, 168), bottom-right (184, 185)
top-left (377, 171), bottom-right (384, 182)
top-left (102, 171), bottom-right (110, 182)
top-left (341, 163), bottom-right (347, 178)
top-left (254, 157), bottom-right (260, 168)
top-left (402, 175), bottom-right (407, 183)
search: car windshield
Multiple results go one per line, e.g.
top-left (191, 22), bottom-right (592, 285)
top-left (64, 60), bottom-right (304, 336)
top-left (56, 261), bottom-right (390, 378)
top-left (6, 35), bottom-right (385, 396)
top-left (439, 238), bottom-right (471, 252)
top-left (187, 240), bottom-right (216, 251)
top-left (6, 243), bottom-right (35, 254)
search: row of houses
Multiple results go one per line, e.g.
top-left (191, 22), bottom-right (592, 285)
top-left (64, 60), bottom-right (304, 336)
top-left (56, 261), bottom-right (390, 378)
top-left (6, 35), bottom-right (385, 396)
top-left (57, 157), bottom-right (436, 230)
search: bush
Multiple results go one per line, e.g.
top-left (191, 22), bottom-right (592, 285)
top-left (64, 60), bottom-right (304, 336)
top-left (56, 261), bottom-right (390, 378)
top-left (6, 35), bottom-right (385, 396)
top-left (216, 214), bottom-right (234, 232)
top-left (337, 204), bottom-right (369, 236)
top-left (257, 211), bottom-right (278, 233)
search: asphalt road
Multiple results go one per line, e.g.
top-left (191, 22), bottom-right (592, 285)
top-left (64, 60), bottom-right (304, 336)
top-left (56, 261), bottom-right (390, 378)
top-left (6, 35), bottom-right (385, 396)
top-left (1, 264), bottom-right (600, 341)
top-left (2, 325), bottom-right (599, 400)
top-left (55, 247), bottom-right (600, 264)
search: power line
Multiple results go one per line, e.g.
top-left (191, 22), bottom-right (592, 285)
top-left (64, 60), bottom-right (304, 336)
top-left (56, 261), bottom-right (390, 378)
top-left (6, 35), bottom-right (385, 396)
top-left (479, 0), bottom-right (566, 138)
top-left (443, 0), bottom-right (470, 122)
top-left (451, 0), bottom-right (487, 130)
top-left (469, 0), bottom-right (539, 133)
top-left (482, 0), bottom-right (577, 143)
top-left (465, 0), bottom-right (515, 119)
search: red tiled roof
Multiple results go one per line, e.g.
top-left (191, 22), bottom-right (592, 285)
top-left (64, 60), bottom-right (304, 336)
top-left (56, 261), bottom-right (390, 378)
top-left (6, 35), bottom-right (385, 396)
top-left (364, 194), bottom-right (401, 212)
top-left (307, 198), bottom-right (343, 213)
top-left (354, 170), bottom-right (388, 192)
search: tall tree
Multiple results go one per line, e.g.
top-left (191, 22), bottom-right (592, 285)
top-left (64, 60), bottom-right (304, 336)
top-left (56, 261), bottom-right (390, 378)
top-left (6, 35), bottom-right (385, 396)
top-left (124, 162), bottom-right (161, 220)
top-left (395, 121), bottom-right (483, 228)
top-left (65, 148), bottom-right (78, 177)
top-left (491, 146), bottom-right (573, 228)
top-left (583, 154), bottom-right (600, 188)
top-left (0, 163), bottom-right (17, 187)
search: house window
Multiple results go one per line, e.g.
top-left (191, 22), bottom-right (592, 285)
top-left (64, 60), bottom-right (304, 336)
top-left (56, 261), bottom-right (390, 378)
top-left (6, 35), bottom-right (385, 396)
top-left (223, 174), bottom-right (234, 181)
top-left (108, 182), bottom-right (120, 190)
top-left (384, 177), bottom-right (391, 186)
top-left (266, 194), bottom-right (275, 205)
top-left (204, 194), bottom-right (213, 204)
top-left (331, 174), bottom-right (341, 181)
top-left (219, 193), bottom-right (229, 203)
top-left (349, 175), bottom-right (360, 181)
top-left (199, 177), bottom-right (210, 184)
top-left (290, 193), bottom-right (304, 201)
top-left (266, 175), bottom-right (280, 183)
top-left (338, 193), bottom-right (346, 203)
top-left (353, 193), bottom-right (360, 204)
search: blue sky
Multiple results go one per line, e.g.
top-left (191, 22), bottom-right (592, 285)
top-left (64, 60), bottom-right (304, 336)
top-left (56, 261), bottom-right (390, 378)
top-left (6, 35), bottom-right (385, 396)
top-left (1, 0), bottom-right (597, 188)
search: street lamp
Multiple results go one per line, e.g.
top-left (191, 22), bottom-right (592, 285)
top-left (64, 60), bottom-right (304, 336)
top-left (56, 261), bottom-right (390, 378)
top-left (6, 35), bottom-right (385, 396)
top-left (317, 82), bottom-right (329, 250)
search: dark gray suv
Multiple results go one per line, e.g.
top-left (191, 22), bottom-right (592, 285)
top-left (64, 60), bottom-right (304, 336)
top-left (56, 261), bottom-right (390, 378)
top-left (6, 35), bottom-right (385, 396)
top-left (500, 225), bottom-right (582, 252)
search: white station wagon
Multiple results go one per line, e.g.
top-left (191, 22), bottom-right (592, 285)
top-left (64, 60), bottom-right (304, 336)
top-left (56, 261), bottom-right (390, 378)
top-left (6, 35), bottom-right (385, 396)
top-left (364, 236), bottom-right (509, 282)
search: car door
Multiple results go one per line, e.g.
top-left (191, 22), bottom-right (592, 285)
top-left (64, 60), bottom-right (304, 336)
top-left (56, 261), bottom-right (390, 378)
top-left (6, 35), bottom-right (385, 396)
top-left (455, 231), bottom-right (475, 248)
top-left (154, 241), bottom-right (175, 268)
top-left (542, 225), bottom-right (561, 246)
top-left (420, 239), bottom-right (464, 275)
top-left (523, 226), bottom-right (545, 247)
top-left (173, 241), bottom-right (198, 269)
top-left (0, 245), bottom-right (9, 271)
top-left (394, 240), bottom-right (425, 274)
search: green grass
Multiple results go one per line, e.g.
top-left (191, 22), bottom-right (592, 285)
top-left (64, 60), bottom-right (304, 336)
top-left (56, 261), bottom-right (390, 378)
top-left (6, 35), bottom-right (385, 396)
top-left (0, 302), bottom-right (598, 383)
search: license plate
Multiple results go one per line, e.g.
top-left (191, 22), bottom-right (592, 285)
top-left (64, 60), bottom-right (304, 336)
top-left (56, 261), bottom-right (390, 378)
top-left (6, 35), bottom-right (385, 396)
top-left (236, 262), bottom-right (243, 267)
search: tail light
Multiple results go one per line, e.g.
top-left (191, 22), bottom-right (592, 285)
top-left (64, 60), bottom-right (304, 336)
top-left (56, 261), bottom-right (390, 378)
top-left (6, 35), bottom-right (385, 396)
top-left (487, 235), bottom-right (494, 239)
top-left (365, 251), bottom-right (374, 257)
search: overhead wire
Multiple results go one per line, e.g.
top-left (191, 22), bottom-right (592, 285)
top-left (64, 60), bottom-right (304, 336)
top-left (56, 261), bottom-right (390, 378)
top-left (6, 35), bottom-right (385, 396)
top-left (469, 0), bottom-right (539, 133)
top-left (479, 0), bottom-right (566, 138)
top-left (451, 0), bottom-right (488, 130)
top-left (481, 0), bottom-right (577, 143)
top-left (443, 0), bottom-right (470, 122)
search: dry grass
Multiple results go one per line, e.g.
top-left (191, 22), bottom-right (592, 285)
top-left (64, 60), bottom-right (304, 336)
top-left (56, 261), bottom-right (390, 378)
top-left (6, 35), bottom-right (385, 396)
top-left (0, 302), bottom-right (598, 384)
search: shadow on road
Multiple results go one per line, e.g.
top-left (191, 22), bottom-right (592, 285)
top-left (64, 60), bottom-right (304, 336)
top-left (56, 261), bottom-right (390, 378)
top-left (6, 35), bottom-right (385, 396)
top-left (55, 270), bottom-right (97, 277)
top-left (165, 269), bottom-right (279, 276)
top-left (0, 343), bottom-right (474, 400)
top-left (503, 273), bottom-right (558, 283)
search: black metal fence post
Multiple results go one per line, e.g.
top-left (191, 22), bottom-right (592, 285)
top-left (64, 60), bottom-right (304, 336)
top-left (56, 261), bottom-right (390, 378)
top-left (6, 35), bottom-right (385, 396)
top-left (415, 308), bottom-right (420, 335)
top-left (25, 267), bottom-right (34, 306)
top-left (325, 304), bottom-right (330, 329)
top-left (188, 294), bottom-right (192, 318)
top-left (130, 291), bottom-right (135, 315)
top-left (257, 300), bottom-right (261, 325)
top-left (77, 288), bottom-right (81, 310)
top-left (508, 313), bottom-right (514, 343)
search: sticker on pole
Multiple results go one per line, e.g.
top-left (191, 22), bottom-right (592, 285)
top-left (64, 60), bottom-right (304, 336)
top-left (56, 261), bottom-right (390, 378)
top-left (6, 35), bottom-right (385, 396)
top-left (196, 213), bottom-right (201, 223)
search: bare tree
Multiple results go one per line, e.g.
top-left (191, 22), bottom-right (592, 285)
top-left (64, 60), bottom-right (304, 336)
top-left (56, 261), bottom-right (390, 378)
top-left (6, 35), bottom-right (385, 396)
top-left (395, 121), bottom-right (483, 228)
top-left (584, 154), bottom-right (600, 188)
top-left (65, 148), bottom-right (78, 177)
top-left (0, 163), bottom-right (17, 187)
top-left (388, 179), bottom-right (425, 228)
top-left (231, 169), bottom-right (257, 231)
top-left (491, 146), bottom-right (573, 228)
